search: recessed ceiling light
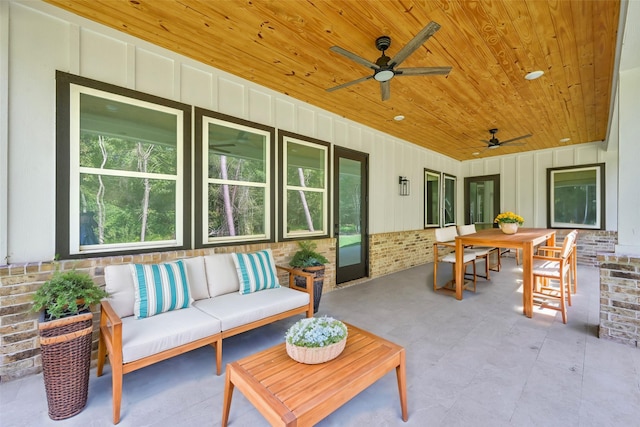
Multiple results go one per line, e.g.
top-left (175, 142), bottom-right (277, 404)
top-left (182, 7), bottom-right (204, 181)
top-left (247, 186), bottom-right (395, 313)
top-left (472, 152), bottom-right (480, 156)
top-left (560, 137), bottom-right (571, 143)
top-left (394, 115), bottom-right (405, 121)
top-left (525, 70), bottom-right (544, 80)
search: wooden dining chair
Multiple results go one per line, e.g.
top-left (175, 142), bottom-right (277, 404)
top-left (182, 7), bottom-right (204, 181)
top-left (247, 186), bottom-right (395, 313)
top-left (536, 230), bottom-right (579, 295)
top-left (433, 226), bottom-right (477, 293)
top-left (531, 230), bottom-right (577, 323)
top-left (456, 224), bottom-right (501, 279)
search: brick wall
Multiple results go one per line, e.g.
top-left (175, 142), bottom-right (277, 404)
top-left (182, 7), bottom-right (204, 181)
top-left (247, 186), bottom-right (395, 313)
top-left (0, 240), bottom-right (335, 382)
top-left (572, 230), bottom-right (617, 266)
top-left (369, 229), bottom-right (436, 278)
top-left (598, 254), bottom-right (640, 347)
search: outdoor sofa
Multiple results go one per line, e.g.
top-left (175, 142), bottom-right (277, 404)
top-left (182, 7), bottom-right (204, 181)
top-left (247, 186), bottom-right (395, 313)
top-left (97, 249), bottom-right (314, 424)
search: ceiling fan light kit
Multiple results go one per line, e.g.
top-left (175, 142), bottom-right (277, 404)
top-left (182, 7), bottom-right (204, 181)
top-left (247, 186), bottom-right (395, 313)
top-left (374, 69), bottom-right (395, 82)
top-left (327, 21), bottom-right (452, 101)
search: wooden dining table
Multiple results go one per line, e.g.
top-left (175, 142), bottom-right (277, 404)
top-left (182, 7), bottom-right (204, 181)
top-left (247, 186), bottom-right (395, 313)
top-left (454, 228), bottom-right (556, 317)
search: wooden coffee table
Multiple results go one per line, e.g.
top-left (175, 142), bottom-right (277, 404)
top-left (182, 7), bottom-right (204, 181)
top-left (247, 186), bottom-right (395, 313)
top-left (221, 323), bottom-right (408, 426)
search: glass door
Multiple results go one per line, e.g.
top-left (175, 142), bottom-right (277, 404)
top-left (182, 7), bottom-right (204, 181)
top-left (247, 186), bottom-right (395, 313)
top-left (464, 174), bottom-right (500, 230)
top-left (333, 147), bottom-right (368, 284)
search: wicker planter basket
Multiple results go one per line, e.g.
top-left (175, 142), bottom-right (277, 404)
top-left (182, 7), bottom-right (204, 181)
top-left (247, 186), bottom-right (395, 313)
top-left (286, 336), bottom-right (347, 364)
top-left (294, 265), bottom-right (325, 313)
top-left (38, 311), bottom-right (94, 420)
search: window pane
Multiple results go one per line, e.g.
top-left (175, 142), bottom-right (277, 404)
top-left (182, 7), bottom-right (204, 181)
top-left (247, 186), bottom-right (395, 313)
top-left (444, 175), bottom-right (456, 226)
top-left (424, 171), bottom-right (440, 227)
top-left (201, 117), bottom-right (272, 245)
top-left (79, 174), bottom-right (176, 245)
top-left (80, 93), bottom-right (177, 173)
top-left (338, 158), bottom-right (362, 267)
top-left (207, 125), bottom-right (266, 182)
top-left (207, 184), bottom-right (265, 238)
top-left (553, 169), bottom-right (598, 226)
top-left (287, 143), bottom-right (325, 188)
top-left (286, 190), bottom-right (324, 233)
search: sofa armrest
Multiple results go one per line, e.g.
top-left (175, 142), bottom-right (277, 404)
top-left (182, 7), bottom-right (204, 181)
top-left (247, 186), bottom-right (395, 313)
top-left (100, 300), bottom-right (123, 366)
top-left (276, 265), bottom-right (315, 317)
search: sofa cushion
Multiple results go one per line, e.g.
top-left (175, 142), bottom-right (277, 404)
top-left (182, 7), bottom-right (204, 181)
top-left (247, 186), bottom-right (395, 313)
top-left (104, 264), bottom-right (136, 319)
top-left (131, 260), bottom-right (192, 319)
top-left (120, 307), bottom-right (221, 363)
top-left (181, 256), bottom-right (209, 300)
top-left (193, 287), bottom-right (309, 331)
top-left (231, 249), bottom-right (280, 295)
top-left (203, 254), bottom-right (240, 297)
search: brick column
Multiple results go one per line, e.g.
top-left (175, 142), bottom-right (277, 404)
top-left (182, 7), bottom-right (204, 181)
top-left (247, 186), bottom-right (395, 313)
top-left (598, 254), bottom-right (640, 347)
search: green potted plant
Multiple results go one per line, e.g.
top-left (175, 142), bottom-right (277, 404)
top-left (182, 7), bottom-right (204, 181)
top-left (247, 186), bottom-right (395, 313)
top-left (32, 268), bottom-right (108, 420)
top-left (284, 316), bottom-right (348, 364)
top-left (33, 269), bottom-right (108, 320)
top-left (290, 240), bottom-right (329, 313)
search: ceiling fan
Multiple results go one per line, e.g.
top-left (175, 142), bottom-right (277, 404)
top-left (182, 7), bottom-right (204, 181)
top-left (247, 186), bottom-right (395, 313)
top-left (480, 128), bottom-right (532, 151)
top-left (326, 21), bottom-right (452, 101)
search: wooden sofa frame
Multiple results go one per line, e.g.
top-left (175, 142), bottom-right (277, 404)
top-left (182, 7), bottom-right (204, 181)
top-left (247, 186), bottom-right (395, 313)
top-left (97, 265), bottom-right (315, 424)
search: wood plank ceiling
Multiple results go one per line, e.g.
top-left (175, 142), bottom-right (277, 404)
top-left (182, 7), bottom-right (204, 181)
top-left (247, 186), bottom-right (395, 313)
top-left (44, 0), bottom-right (620, 161)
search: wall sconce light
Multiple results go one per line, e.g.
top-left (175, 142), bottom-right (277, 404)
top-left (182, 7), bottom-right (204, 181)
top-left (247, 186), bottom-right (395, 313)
top-left (399, 176), bottom-right (410, 196)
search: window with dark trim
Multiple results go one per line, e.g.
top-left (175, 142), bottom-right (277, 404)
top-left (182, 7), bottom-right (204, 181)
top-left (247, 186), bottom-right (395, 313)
top-left (194, 108), bottom-right (275, 247)
top-left (423, 170), bottom-right (457, 228)
top-left (547, 163), bottom-right (605, 229)
top-left (55, 71), bottom-right (191, 258)
top-left (279, 131), bottom-right (331, 240)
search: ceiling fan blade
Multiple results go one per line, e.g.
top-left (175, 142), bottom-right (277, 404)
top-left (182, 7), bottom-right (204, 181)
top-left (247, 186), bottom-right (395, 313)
top-left (329, 46), bottom-right (380, 70)
top-left (388, 21), bottom-right (441, 68)
top-left (500, 134), bottom-right (532, 145)
top-left (326, 75), bottom-right (373, 92)
top-left (395, 66), bottom-right (452, 76)
top-left (380, 81), bottom-right (390, 101)
top-left (500, 142), bottom-right (527, 147)
top-left (210, 147), bottom-right (231, 154)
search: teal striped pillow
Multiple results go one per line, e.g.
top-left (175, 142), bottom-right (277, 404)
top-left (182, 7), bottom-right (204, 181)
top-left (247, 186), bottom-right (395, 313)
top-left (131, 260), bottom-right (192, 319)
top-left (232, 249), bottom-right (281, 295)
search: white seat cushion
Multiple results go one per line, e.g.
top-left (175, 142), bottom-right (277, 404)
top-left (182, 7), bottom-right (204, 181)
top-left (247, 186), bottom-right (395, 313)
top-left (532, 259), bottom-right (569, 279)
top-left (466, 247), bottom-right (493, 257)
top-left (441, 252), bottom-right (477, 264)
top-left (120, 307), bottom-right (221, 363)
top-left (194, 287), bottom-right (309, 331)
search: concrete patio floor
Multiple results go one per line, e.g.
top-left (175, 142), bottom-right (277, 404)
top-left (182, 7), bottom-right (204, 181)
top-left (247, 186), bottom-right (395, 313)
top-left (2, 256), bottom-right (639, 426)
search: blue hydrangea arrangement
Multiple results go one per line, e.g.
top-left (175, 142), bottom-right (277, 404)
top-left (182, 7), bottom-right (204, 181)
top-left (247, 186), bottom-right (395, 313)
top-left (285, 316), bottom-right (348, 348)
